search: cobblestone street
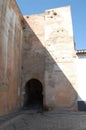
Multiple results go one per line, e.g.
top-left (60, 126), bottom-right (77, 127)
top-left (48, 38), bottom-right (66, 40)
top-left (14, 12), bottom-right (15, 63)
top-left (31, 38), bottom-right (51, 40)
top-left (0, 110), bottom-right (86, 130)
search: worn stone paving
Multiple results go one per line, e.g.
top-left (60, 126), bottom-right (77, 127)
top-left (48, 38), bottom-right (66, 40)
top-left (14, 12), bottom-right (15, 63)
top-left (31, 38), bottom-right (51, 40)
top-left (0, 110), bottom-right (86, 130)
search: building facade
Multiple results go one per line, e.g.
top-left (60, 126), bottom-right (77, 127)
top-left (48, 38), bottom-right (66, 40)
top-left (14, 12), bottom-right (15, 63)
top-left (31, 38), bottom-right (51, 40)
top-left (0, 0), bottom-right (86, 115)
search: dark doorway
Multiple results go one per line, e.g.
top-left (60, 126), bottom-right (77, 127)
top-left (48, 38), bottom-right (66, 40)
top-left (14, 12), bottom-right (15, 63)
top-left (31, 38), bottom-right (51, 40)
top-left (24, 79), bottom-right (43, 109)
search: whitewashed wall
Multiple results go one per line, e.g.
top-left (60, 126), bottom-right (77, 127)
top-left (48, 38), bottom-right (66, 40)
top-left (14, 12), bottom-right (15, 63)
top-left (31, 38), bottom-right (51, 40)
top-left (76, 54), bottom-right (86, 102)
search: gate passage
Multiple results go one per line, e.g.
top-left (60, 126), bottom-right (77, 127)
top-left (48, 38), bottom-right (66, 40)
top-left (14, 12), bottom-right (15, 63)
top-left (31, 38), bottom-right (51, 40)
top-left (24, 79), bottom-right (43, 109)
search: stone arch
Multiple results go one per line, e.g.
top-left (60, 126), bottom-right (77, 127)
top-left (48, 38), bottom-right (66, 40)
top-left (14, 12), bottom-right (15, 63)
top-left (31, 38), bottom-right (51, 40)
top-left (24, 79), bottom-right (43, 108)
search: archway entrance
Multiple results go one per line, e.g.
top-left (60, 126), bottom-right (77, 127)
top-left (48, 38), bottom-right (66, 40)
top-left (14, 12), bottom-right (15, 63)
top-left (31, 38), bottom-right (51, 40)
top-left (24, 79), bottom-right (43, 109)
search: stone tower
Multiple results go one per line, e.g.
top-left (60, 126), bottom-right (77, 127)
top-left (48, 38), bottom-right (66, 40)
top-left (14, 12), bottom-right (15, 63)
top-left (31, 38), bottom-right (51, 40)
top-left (22, 6), bottom-right (77, 111)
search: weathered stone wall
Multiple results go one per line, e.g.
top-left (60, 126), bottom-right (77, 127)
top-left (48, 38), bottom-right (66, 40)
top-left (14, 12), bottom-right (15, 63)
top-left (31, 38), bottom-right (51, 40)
top-left (22, 15), bottom-right (45, 104)
top-left (0, 0), bottom-right (23, 115)
top-left (23, 6), bottom-right (77, 111)
top-left (44, 7), bottom-right (77, 110)
top-left (0, 0), bottom-right (78, 114)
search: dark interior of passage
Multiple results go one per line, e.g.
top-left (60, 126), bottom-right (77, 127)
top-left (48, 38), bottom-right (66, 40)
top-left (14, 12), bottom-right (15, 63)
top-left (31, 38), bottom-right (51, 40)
top-left (24, 79), bottom-right (43, 108)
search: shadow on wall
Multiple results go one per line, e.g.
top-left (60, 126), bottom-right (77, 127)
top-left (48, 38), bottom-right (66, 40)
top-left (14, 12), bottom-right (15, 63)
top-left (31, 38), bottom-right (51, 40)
top-left (21, 18), bottom-right (86, 111)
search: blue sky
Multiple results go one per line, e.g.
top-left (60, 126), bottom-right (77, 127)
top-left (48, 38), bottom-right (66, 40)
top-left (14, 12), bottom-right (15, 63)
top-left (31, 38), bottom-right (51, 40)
top-left (16, 0), bottom-right (86, 50)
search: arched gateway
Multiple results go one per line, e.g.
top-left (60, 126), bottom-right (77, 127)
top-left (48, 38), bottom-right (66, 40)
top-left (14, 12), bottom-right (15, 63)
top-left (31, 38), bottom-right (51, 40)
top-left (24, 79), bottom-right (43, 109)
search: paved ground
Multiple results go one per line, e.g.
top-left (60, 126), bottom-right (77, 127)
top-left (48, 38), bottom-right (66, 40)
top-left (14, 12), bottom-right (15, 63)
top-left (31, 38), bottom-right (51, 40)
top-left (0, 110), bottom-right (86, 130)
